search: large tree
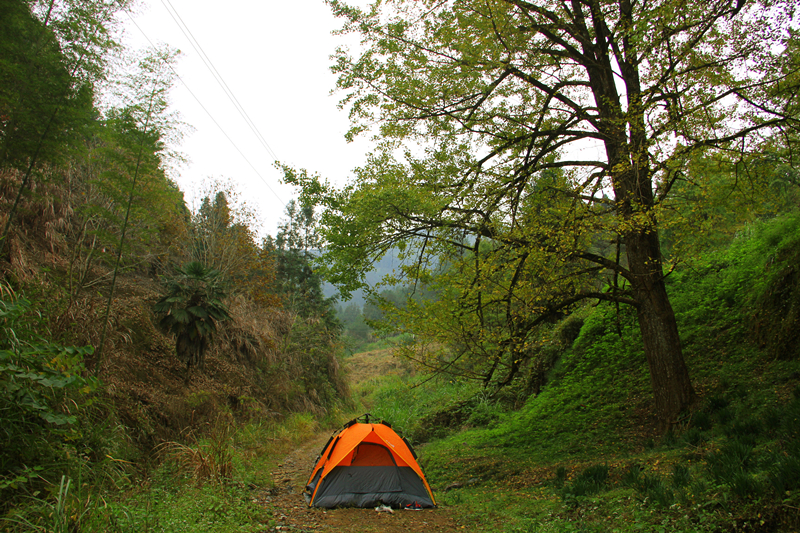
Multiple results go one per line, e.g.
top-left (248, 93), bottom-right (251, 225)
top-left (291, 0), bottom-right (799, 426)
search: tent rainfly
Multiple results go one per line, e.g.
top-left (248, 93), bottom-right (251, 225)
top-left (304, 415), bottom-right (436, 509)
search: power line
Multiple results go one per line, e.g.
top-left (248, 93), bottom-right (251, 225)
top-left (122, 9), bottom-right (286, 207)
top-left (161, 0), bottom-right (280, 162)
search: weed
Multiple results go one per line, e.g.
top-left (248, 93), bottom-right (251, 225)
top-left (760, 405), bottom-right (782, 434)
top-left (779, 397), bottom-right (800, 440)
top-left (682, 427), bottom-right (707, 446)
top-left (186, 390), bottom-right (214, 409)
top-left (643, 477), bottom-right (674, 507)
top-left (553, 466), bottom-right (567, 489)
top-left (467, 399), bottom-right (502, 428)
top-left (159, 417), bottom-right (234, 485)
top-left (561, 464), bottom-right (608, 500)
top-left (714, 405), bottom-right (735, 427)
top-left (706, 395), bottom-right (729, 410)
top-left (620, 464), bottom-right (643, 487)
top-left (729, 470), bottom-right (760, 498)
top-left (672, 463), bottom-right (691, 488)
top-left (768, 455), bottom-right (800, 494)
top-left (662, 429), bottom-right (678, 447)
top-left (1, 476), bottom-right (93, 533)
top-left (726, 417), bottom-right (762, 445)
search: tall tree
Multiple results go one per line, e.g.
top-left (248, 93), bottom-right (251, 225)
top-left (0, 0), bottom-right (129, 258)
top-left (269, 200), bottom-right (339, 328)
top-left (289, 0), bottom-right (800, 426)
top-left (189, 180), bottom-right (266, 289)
top-left (95, 46), bottom-right (182, 373)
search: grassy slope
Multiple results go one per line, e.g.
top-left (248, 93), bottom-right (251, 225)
top-left (355, 214), bottom-right (800, 532)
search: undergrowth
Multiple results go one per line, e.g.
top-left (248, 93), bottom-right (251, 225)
top-left (0, 412), bottom-right (324, 532)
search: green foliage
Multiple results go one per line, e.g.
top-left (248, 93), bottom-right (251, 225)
top-left (0, 295), bottom-right (100, 490)
top-left (0, 0), bottom-right (119, 170)
top-left (0, 0), bottom-right (130, 258)
top-left (154, 262), bottom-right (231, 371)
top-left (296, 0), bottom-right (800, 425)
top-left (0, 399), bottom-right (329, 532)
top-left (356, 212), bottom-right (800, 531)
top-left (282, 319), bottom-right (349, 411)
top-left (669, 213), bottom-right (800, 357)
top-left (2, 475), bottom-right (91, 533)
top-left (78, 482), bottom-right (266, 533)
top-left (749, 215), bottom-right (800, 360)
top-left (361, 372), bottom-right (481, 443)
top-left (188, 182), bottom-right (276, 304)
top-left (267, 200), bottom-right (340, 329)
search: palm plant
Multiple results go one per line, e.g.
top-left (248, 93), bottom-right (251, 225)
top-left (154, 262), bottom-right (231, 372)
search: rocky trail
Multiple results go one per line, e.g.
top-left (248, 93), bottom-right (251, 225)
top-left (256, 433), bottom-right (464, 532)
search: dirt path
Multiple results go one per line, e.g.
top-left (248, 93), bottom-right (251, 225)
top-left (258, 432), bottom-right (464, 532)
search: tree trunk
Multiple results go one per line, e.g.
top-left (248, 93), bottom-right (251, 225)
top-left (627, 227), bottom-right (695, 427)
top-left (590, 36), bottom-right (696, 427)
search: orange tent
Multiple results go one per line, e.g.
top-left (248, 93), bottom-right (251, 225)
top-left (304, 415), bottom-right (436, 508)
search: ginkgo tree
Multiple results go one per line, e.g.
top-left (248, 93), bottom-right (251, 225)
top-left (287, 0), bottom-right (800, 426)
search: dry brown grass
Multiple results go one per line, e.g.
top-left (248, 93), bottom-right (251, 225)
top-left (346, 348), bottom-right (414, 385)
top-left (0, 279), bottom-right (14, 300)
top-left (1, 162), bottom-right (351, 463)
top-left (218, 294), bottom-right (279, 366)
top-left (158, 416), bottom-right (235, 485)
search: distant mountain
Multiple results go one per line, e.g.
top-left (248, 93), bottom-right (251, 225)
top-left (321, 248), bottom-right (404, 307)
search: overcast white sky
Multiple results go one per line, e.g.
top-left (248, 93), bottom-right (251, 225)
top-left (121, 0), bottom-right (373, 237)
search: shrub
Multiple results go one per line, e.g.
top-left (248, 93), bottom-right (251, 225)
top-left (0, 295), bottom-right (101, 506)
top-left (692, 410), bottom-right (712, 431)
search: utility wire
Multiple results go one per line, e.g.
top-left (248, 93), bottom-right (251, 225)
top-left (123, 10), bottom-right (286, 206)
top-left (161, 0), bottom-right (279, 163)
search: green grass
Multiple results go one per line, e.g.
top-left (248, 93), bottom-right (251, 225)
top-left (0, 413), bottom-right (329, 533)
top-left (80, 482), bottom-right (268, 533)
top-left (358, 332), bottom-right (417, 354)
top-left (357, 214), bottom-right (800, 532)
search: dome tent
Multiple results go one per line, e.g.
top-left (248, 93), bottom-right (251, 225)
top-left (304, 415), bottom-right (436, 509)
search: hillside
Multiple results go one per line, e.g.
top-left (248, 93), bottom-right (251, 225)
top-left (353, 213), bottom-right (800, 532)
top-left (0, 172), bottom-right (349, 530)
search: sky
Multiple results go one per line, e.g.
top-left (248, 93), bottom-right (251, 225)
top-left (121, 0), bottom-right (373, 237)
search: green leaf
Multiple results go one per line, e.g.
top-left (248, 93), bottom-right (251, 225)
top-left (188, 306), bottom-right (209, 318)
